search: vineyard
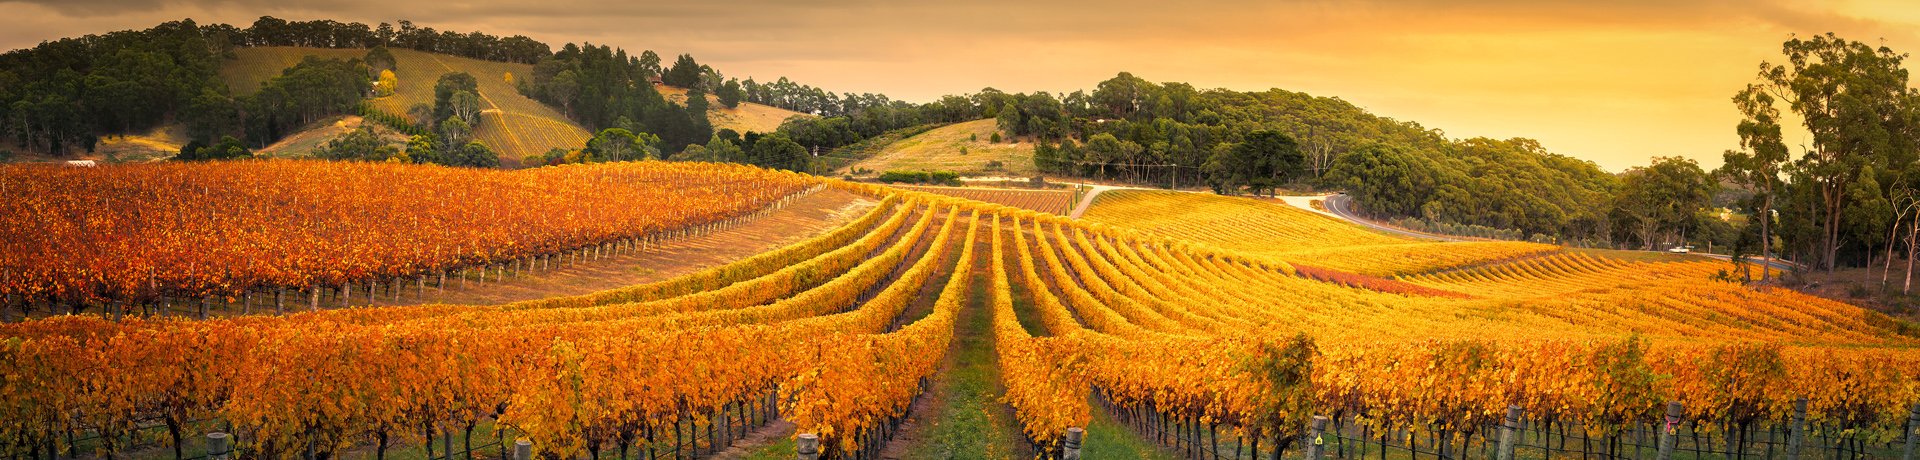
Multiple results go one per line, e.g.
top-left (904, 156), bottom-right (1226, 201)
top-left (2, 165), bottom-right (1919, 459)
top-left (893, 184), bottom-right (1076, 215)
top-left (223, 47), bottom-right (592, 165)
top-left (0, 160), bottom-right (814, 317)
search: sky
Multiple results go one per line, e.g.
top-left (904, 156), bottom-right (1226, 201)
top-left (2, 0), bottom-right (1917, 172)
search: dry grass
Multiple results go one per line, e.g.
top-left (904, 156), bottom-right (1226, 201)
top-left (222, 47), bottom-right (591, 166)
top-left (849, 119), bottom-right (1038, 176)
top-left (254, 115), bottom-right (410, 158)
top-left (657, 85), bottom-right (812, 135)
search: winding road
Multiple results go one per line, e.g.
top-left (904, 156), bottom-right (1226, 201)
top-left (1285, 193), bottom-right (1803, 273)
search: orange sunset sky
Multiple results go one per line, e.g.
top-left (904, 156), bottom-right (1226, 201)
top-left (2, 0), bottom-right (1916, 172)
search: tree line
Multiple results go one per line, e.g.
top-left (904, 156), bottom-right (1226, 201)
top-left (1719, 33), bottom-right (1920, 279)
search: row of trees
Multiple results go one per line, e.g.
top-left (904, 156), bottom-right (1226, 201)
top-left (1, 20), bottom-right (224, 153)
top-left (1720, 33), bottom-right (1920, 277)
top-left (228, 16), bottom-right (551, 64)
top-left (518, 44), bottom-right (713, 153)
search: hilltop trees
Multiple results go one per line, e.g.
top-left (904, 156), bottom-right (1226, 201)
top-left (1206, 131), bottom-right (1305, 197)
top-left (663, 54), bottom-right (706, 89)
top-left (520, 44), bottom-right (710, 152)
top-left (1, 20), bottom-right (223, 153)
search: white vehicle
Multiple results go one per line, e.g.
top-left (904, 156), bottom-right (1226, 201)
top-left (1667, 246), bottom-right (1691, 254)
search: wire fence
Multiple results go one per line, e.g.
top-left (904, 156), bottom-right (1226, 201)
top-left (1098, 391), bottom-right (1920, 460)
top-left (12, 390), bottom-right (785, 460)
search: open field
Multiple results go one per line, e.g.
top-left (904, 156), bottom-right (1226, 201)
top-left (658, 85), bottom-right (812, 135)
top-left (223, 47), bottom-right (592, 166)
top-left (847, 119), bottom-right (1039, 176)
top-left (3, 163), bottom-right (1916, 460)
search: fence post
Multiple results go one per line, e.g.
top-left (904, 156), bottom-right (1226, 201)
top-left (1305, 416), bottom-right (1329, 460)
top-left (513, 438), bottom-right (532, 460)
top-left (1657, 401), bottom-right (1683, 460)
top-left (797, 433), bottom-right (822, 460)
top-left (1497, 406), bottom-right (1523, 460)
top-left (206, 432), bottom-right (232, 460)
top-left (1786, 397), bottom-right (1807, 460)
top-left (1905, 402), bottom-right (1920, 460)
top-left (1063, 427), bottom-right (1084, 460)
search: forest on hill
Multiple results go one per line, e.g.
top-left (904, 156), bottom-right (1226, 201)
top-left (5, 18), bottom-right (1917, 276)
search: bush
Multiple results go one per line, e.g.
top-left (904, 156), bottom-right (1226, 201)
top-left (877, 170), bottom-right (930, 184)
top-left (990, 132), bottom-right (1002, 143)
top-left (877, 169), bottom-right (962, 186)
top-left (985, 160), bottom-right (1004, 171)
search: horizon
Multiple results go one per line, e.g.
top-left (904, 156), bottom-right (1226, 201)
top-left (2, 0), bottom-right (1916, 172)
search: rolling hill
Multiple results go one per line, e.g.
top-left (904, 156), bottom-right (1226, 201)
top-left (656, 85), bottom-right (811, 135)
top-left (843, 119), bottom-right (1038, 176)
top-left (223, 47), bottom-right (592, 167)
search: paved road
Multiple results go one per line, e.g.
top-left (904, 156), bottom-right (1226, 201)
top-left (1314, 194), bottom-right (1468, 242)
top-left (1306, 194), bottom-right (1803, 273)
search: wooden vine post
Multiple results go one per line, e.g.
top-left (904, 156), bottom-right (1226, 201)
top-left (206, 432), bottom-right (232, 460)
top-left (1497, 406), bottom-right (1523, 460)
top-left (1787, 397), bottom-right (1807, 460)
top-left (1905, 402), bottom-right (1920, 460)
top-left (1304, 415), bottom-right (1329, 460)
top-left (796, 433), bottom-right (821, 460)
top-left (1657, 401), bottom-right (1683, 460)
top-left (1062, 427), bottom-right (1084, 460)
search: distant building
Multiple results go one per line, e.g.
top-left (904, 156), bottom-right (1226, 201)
top-left (648, 76), bottom-right (664, 86)
top-left (65, 160), bottom-right (97, 167)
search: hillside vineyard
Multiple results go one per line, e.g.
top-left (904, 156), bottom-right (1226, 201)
top-left (2, 164), bottom-right (1918, 459)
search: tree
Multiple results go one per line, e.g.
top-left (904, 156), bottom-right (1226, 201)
top-left (1209, 130), bottom-right (1304, 196)
top-left (407, 103), bottom-right (433, 127)
top-left (995, 101), bottom-right (1023, 137)
top-left (748, 133), bottom-right (807, 171)
top-left (439, 116), bottom-right (471, 147)
top-left (585, 128), bottom-right (660, 162)
top-left (364, 46), bottom-right (397, 77)
top-left (638, 50), bottom-right (662, 78)
top-left (1750, 33), bottom-right (1916, 270)
top-left (432, 72), bottom-right (478, 122)
top-left (450, 91), bottom-right (482, 127)
top-left (375, 70), bottom-right (398, 97)
top-left (663, 54), bottom-right (704, 88)
top-left (1720, 82), bottom-right (1792, 280)
top-left (1612, 157), bottom-right (1716, 250)
top-left (717, 79), bottom-right (744, 109)
top-left (453, 141), bottom-right (499, 168)
top-left (175, 135), bottom-right (251, 161)
top-left (405, 134), bottom-right (439, 164)
top-left (312, 126), bottom-right (399, 161)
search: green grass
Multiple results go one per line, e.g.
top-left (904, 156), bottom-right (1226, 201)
top-left (899, 261), bottom-right (1031, 459)
top-left (850, 119), bottom-right (1039, 177)
top-left (736, 436), bottom-right (797, 460)
top-left (1081, 404), bottom-right (1179, 460)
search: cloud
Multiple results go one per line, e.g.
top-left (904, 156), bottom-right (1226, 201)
top-left (2, 0), bottom-right (1916, 171)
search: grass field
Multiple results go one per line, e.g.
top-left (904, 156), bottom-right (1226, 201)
top-left (658, 85), bottom-right (811, 135)
top-left (222, 47), bottom-right (591, 167)
top-left (847, 119), bottom-right (1039, 177)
